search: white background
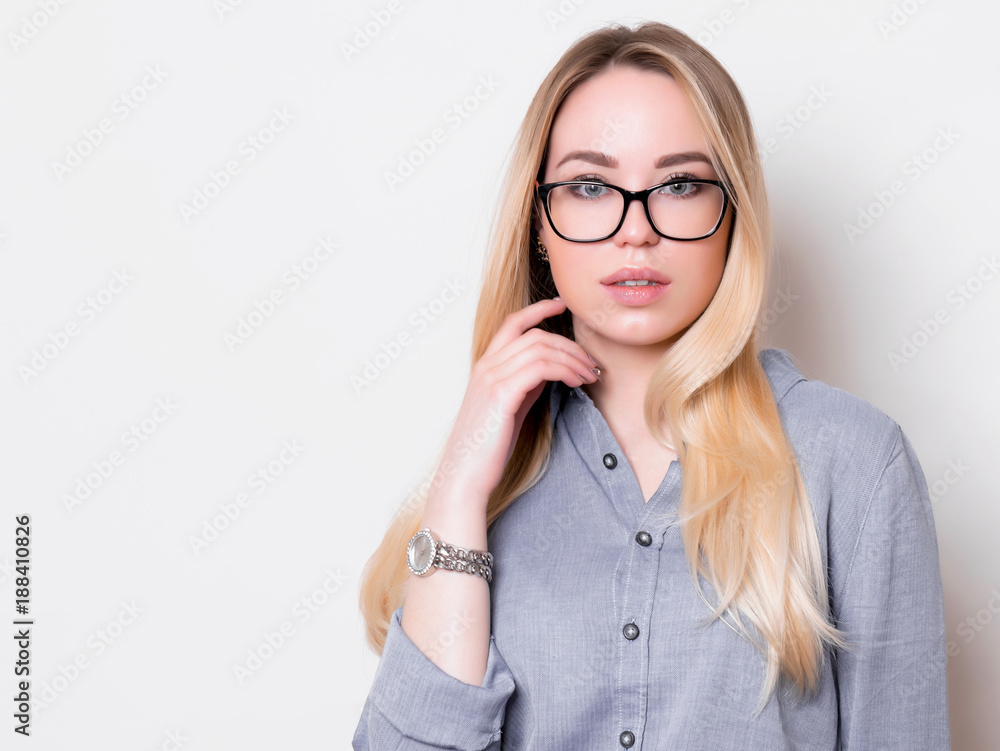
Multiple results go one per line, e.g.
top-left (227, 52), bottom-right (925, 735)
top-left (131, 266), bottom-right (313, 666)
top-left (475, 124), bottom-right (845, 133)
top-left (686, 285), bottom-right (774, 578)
top-left (1, 0), bottom-right (997, 748)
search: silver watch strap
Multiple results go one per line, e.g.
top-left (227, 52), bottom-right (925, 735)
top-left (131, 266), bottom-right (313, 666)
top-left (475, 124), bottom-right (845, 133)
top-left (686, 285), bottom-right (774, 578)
top-left (434, 540), bottom-right (494, 584)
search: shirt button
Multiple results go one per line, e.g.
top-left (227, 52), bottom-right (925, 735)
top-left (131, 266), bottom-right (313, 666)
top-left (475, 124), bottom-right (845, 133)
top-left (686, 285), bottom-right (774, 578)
top-left (635, 531), bottom-right (652, 546)
top-left (622, 622), bottom-right (640, 640)
top-left (619, 730), bottom-right (635, 747)
top-left (603, 453), bottom-right (617, 469)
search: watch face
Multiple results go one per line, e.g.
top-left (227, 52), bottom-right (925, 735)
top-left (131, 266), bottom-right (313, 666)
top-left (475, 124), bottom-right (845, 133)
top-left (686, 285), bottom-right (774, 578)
top-left (407, 531), bottom-right (434, 574)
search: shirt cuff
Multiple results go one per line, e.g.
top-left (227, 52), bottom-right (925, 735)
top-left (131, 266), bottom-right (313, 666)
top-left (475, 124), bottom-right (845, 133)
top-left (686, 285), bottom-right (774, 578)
top-left (367, 605), bottom-right (515, 749)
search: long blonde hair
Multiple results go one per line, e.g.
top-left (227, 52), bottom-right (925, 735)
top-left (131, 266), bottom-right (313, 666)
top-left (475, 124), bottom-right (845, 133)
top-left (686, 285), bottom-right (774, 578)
top-left (358, 21), bottom-right (850, 715)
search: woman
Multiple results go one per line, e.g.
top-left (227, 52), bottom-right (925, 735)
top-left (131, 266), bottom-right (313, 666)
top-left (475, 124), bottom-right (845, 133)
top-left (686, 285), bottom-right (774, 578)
top-left (352, 20), bottom-right (950, 751)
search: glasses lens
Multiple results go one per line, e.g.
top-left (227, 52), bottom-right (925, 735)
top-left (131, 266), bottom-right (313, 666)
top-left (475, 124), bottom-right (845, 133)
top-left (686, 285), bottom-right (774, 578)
top-left (546, 183), bottom-right (624, 241)
top-left (648, 181), bottom-right (725, 240)
top-left (546, 181), bottom-right (725, 241)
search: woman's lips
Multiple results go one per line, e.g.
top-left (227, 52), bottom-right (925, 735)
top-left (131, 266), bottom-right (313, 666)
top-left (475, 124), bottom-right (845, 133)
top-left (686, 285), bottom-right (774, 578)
top-left (599, 267), bottom-right (671, 285)
top-left (601, 280), bottom-right (670, 306)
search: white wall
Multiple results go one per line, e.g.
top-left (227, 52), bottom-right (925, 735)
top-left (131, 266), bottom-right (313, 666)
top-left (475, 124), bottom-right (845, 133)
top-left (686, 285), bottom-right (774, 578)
top-left (1, 0), bottom-right (996, 748)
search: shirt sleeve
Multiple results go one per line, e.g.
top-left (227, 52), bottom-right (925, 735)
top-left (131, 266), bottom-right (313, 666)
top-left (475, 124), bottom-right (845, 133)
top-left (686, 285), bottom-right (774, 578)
top-left (833, 425), bottom-right (952, 750)
top-left (352, 605), bottom-right (516, 751)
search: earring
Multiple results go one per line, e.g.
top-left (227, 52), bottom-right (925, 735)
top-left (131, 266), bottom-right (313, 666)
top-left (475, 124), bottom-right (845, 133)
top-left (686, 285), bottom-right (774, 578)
top-left (535, 235), bottom-right (549, 263)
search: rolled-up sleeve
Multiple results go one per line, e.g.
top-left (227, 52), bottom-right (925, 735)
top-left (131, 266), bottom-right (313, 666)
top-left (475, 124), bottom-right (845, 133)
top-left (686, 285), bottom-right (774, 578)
top-left (833, 425), bottom-right (952, 750)
top-left (352, 605), bottom-right (516, 751)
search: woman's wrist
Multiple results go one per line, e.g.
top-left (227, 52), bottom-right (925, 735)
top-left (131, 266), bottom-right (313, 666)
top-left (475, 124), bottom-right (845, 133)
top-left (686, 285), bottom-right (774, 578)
top-left (421, 481), bottom-right (490, 553)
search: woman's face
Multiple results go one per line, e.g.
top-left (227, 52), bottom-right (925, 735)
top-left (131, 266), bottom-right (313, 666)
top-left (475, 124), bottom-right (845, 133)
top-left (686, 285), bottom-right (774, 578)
top-left (536, 65), bottom-right (732, 353)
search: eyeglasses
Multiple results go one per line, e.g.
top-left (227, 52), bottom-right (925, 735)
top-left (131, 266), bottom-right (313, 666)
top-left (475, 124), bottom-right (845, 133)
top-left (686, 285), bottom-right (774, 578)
top-left (535, 178), bottom-right (730, 243)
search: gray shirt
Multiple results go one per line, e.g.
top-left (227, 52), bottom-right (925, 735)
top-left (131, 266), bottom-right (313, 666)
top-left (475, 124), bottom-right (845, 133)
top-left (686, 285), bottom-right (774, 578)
top-left (352, 347), bottom-right (951, 750)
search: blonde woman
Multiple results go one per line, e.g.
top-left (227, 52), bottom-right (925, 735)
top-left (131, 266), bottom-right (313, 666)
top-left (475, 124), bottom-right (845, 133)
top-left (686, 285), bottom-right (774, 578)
top-left (353, 20), bottom-right (950, 751)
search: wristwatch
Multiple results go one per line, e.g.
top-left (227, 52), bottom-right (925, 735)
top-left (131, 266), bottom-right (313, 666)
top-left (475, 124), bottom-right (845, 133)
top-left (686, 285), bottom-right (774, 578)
top-left (406, 528), bottom-right (494, 583)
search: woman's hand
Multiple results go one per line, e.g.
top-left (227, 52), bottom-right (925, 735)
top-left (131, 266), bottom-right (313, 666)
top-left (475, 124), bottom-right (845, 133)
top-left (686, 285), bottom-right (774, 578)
top-left (437, 298), bottom-right (600, 510)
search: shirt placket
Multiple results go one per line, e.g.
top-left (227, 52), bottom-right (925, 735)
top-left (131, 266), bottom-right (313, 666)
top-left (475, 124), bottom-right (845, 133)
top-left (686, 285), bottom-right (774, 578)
top-left (569, 387), bottom-right (681, 750)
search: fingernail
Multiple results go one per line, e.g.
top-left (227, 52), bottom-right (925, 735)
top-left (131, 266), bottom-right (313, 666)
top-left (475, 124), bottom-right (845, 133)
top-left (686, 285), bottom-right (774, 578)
top-left (553, 295), bottom-right (562, 301)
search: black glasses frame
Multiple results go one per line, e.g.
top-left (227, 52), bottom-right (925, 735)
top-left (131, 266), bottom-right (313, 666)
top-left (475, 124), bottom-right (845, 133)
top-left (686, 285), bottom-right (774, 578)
top-left (535, 178), bottom-right (731, 243)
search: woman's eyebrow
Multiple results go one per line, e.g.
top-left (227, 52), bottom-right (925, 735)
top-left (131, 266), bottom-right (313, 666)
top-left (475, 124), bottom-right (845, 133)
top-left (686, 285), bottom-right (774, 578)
top-left (554, 150), bottom-right (713, 170)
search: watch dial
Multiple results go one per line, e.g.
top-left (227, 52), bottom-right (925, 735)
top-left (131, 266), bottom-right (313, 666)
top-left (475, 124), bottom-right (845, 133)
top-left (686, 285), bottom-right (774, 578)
top-left (409, 534), bottom-right (432, 571)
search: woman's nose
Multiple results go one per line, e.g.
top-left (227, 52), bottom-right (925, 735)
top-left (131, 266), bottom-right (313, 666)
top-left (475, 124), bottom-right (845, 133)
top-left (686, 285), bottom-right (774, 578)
top-left (615, 196), bottom-right (659, 245)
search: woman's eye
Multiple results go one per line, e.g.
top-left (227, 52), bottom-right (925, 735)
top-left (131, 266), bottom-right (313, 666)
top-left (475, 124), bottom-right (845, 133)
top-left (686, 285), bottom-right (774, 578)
top-left (571, 183), bottom-right (609, 199)
top-left (661, 181), bottom-right (698, 197)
